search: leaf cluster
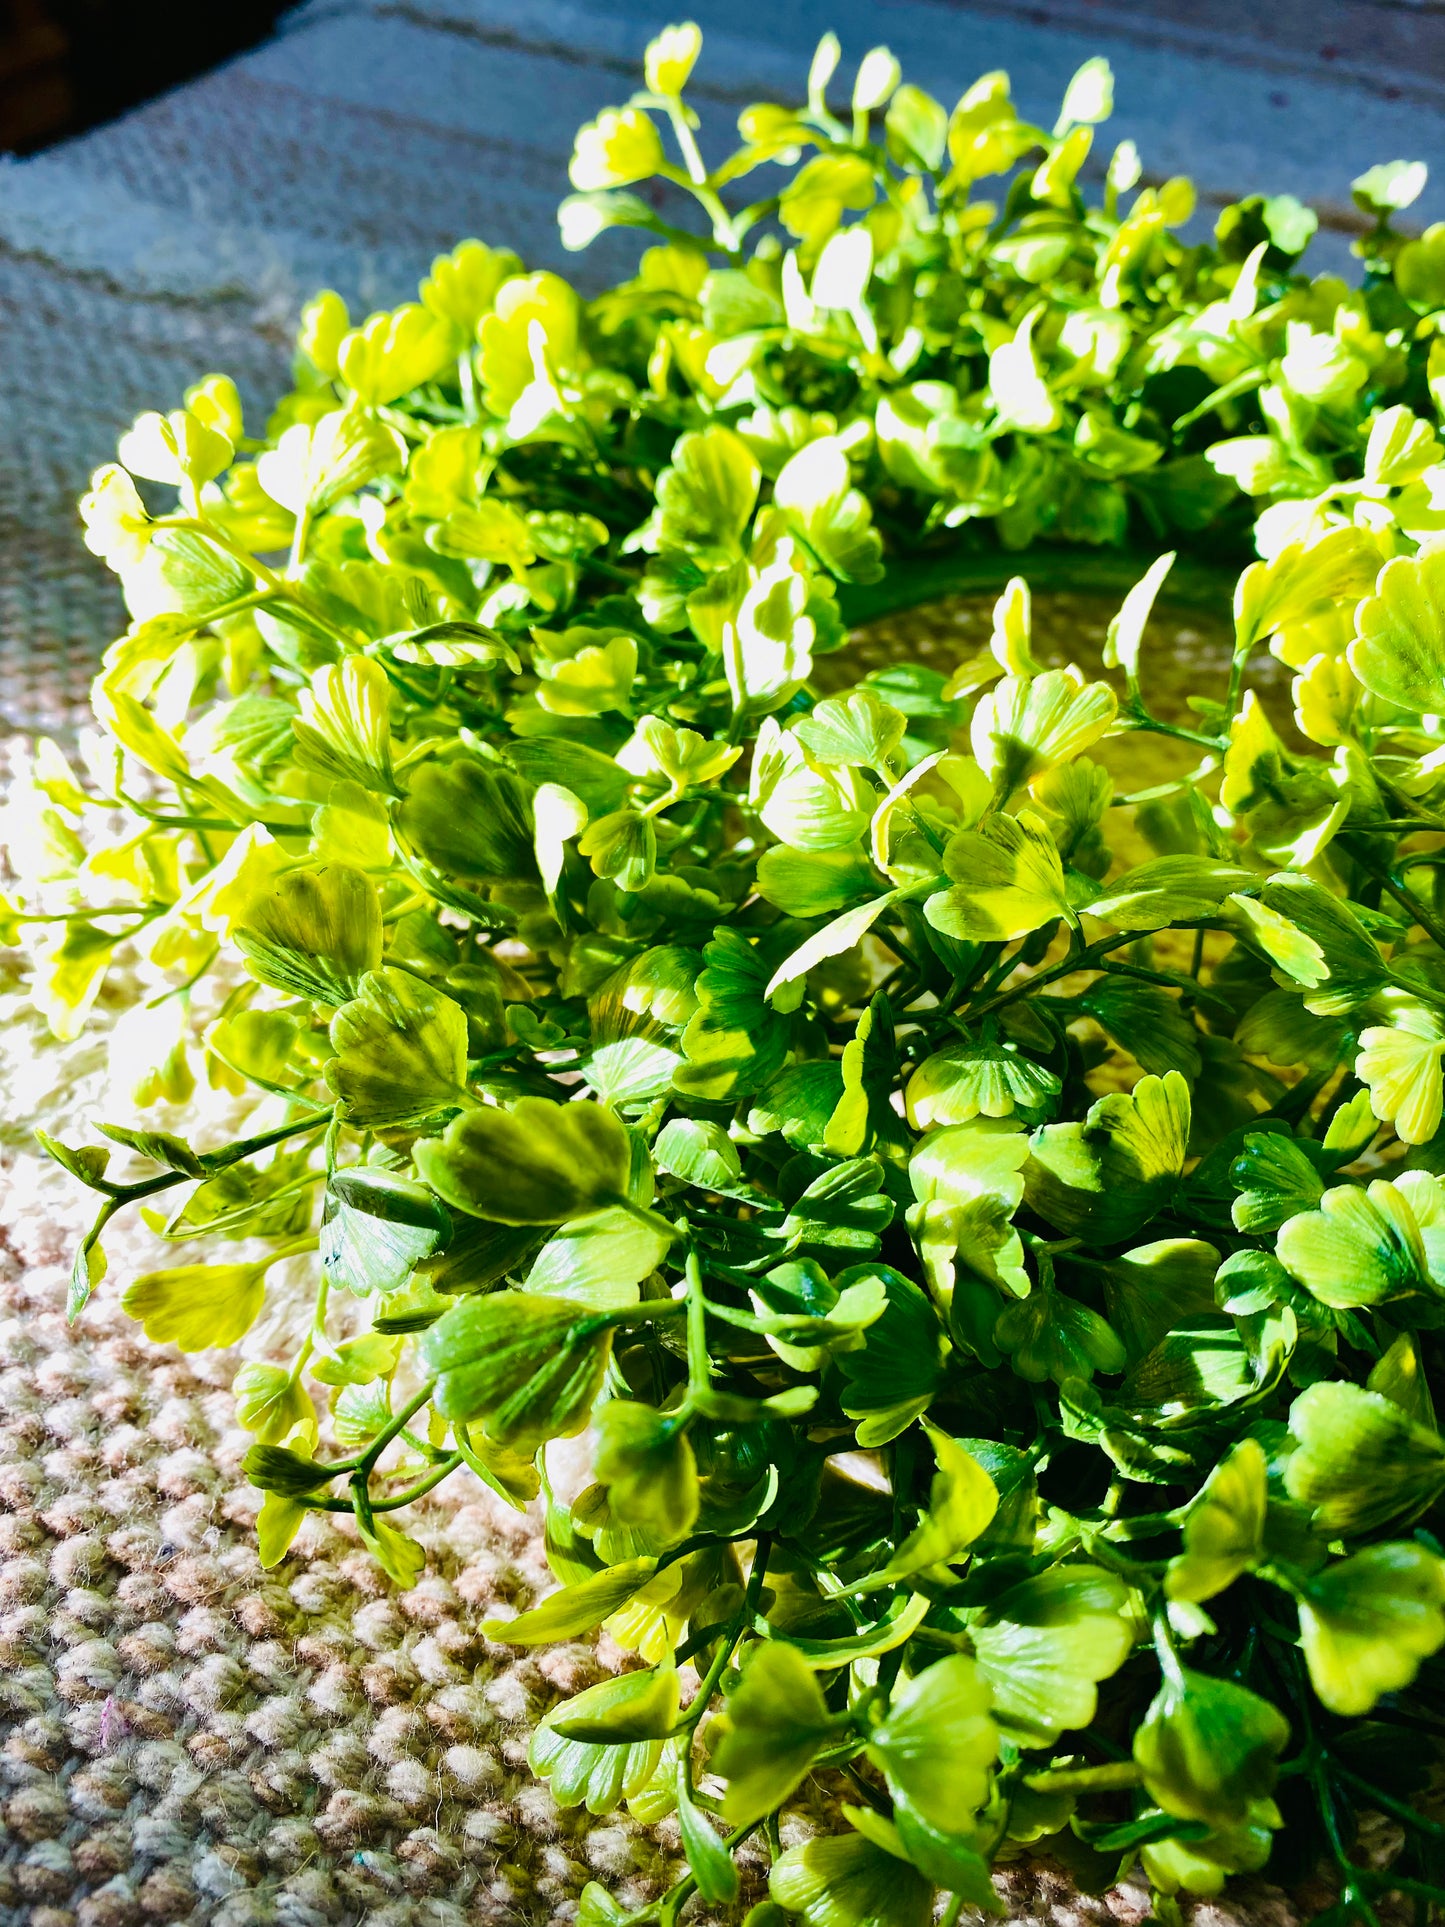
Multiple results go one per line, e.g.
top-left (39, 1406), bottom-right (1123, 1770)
top-left (12, 22), bottom-right (1445, 1926)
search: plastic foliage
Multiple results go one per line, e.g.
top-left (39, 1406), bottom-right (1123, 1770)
top-left (12, 21), bottom-right (1445, 1924)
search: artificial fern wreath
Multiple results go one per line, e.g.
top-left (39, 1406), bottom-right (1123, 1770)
top-left (9, 20), bottom-right (1445, 1922)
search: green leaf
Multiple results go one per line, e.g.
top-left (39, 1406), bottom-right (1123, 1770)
top-left (233, 1361), bottom-right (314, 1445)
top-left (292, 654), bottom-right (397, 794)
top-left (594, 1402), bottom-right (699, 1540)
top-left (1275, 1177), bottom-right (1435, 1310)
top-left (358, 1514), bottom-right (426, 1588)
top-left (676, 928), bottom-right (791, 1099)
top-left (529, 1717), bottom-right (664, 1817)
top-left (205, 1009), bottom-right (301, 1090)
top-left (796, 690), bottom-right (907, 770)
top-left (1283, 1380), bottom-right (1445, 1534)
top-left (338, 303), bottom-right (453, 405)
top-left (885, 83), bottom-right (949, 171)
top-left (320, 1165), bottom-right (452, 1297)
top-left (578, 808), bottom-right (656, 890)
top-left (507, 737), bottom-right (630, 815)
top-left (454, 1428), bottom-right (541, 1510)
top-left (575, 1886), bottom-right (632, 1927)
top-left (1233, 526), bottom-right (1379, 653)
top-left (235, 863), bottom-right (383, 1004)
top-left (766, 893), bottom-right (902, 1003)
top-left (414, 1212), bottom-right (538, 1297)
top-left (422, 1290), bottom-right (612, 1449)
top-left (970, 669), bottom-right (1117, 797)
top-left (483, 1557), bottom-right (664, 1645)
top-left (778, 152), bottom-right (875, 244)
top-left (121, 1261), bottom-right (265, 1350)
top-left (905, 1039), bottom-right (1060, 1128)
top-left (644, 22), bottom-right (701, 93)
top-left (1353, 158), bottom-right (1427, 217)
top-left (1350, 545), bottom-right (1445, 712)
top-left (414, 1096), bottom-right (635, 1224)
top-left (773, 437), bottom-right (884, 584)
top-left (755, 844), bottom-right (878, 918)
top-left (677, 1766), bottom-right (740, 1904)
top-left (419, 236), bottom-right (521, 340)
top-left (243, 1443), bottom-right (342, 1495)
top-left (851, 1424), bottom-right (997, 1587)
top-left (1368, 1328), bottom-right (1436, 1427)
top-left (1364, 403), bottom-right (1442, 486)
top-left (1356, 1005), bottom-right (1445, 1144)
top-left (327, 967), bottom-right (471, 1127)
top-left (1138, 1802), bottom-right (1280, 1898)
top-left (1230, 1131), bottom-right (1325, 1234)
top-left (657, 426), bottom-right (760, 561)
top-left (1134, 1665), bottom-right (1289, 1828)
top-left (750, 1262), bottom-right (887, 1373)
top-left (654, 1118), bottom-right (745, 1194)
top-left (989, 309), bottom-right (1060, 434)
top-left (1239, 876), bottom-right (1385, 1013)
top-left (548, 1666), bottom-right (680, 1743)
top-left (1087, 857), bottom-right (1255, 933)
top-left (1081, 977), bottom-right (1201, 1081)
top-left (256, 1491), bottom-right (309, 1568)
top-left (36, 1130), bottom-right (113, 1190)
top-left (834, 1267), bottom-right (943, 1444)
top-left (714, 1639), bottom-right (840, 1825)
top-left (1298, 1542), bottom-right (1445, 1715)
top-left (1100, 1238), bottom-right (1219, 1363)
top-left (584, 1037), bottom-right (681, 1111)
top-left (1118, 1315), bottom-right (1269, 1419)
top-left (781, 1156), bottom-right (895, 1258)
top-left (1103, 550), bottom-right (1175, 684)
top-left (778, 1592), bottom-right (932, 1670)
top-left (995, 1290), bottom-right (1126, 1385)
top-left (769, 1830), bottom-right (934, 1927)
top-left (865, 1654), bottom-right (997, 1830)
top-left (570, 105), bottom-right (667, 192)
top-left (1166, 1439), bottom-right (1267, 1603)
top-left (309, 1330), bottom-right (403, 1387)
top-left (926, 809), bottom-right (1069, 943)
top-left (396, 756), bottom-right (538, 882)
top-left (119, 405), bottom-right (232, 489)
top-left (526, 1205), bottom-right (672, 1310)
top-left (1026, 1071), bottom-right (1191, 1243)
top-left (970, 1566), bottom-right (1132, 1746)
top-left (907, 1116), bottom-right (1030, 1307)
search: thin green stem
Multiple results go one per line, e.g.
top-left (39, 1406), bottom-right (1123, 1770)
top-left (1329, 1763), bottom-right (1445, 1843)
top-left (100, 1108), bottom-right (334, 1205)
top-left (1023, 1760), bottom-right (1143, 1793)
top-left (683, 1239), bottom-right (712, 1392)
top-left (368, 1451), bottom-right (464, 1511)
top-left (1341, 834), bottom-right (1445, 951)
top-left (965, 929), bottom-right (1138, 1022)
top-left (358, 1378), bottom-right (438, 1475)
